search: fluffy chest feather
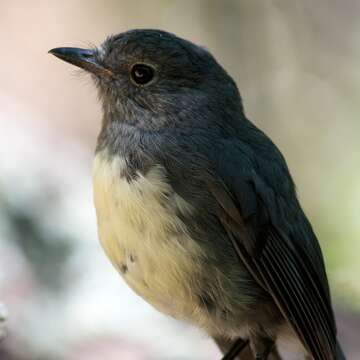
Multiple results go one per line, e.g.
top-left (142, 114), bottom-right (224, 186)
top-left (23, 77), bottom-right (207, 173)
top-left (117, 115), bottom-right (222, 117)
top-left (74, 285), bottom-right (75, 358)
top-left (92, 150), bottom-right (204, 319)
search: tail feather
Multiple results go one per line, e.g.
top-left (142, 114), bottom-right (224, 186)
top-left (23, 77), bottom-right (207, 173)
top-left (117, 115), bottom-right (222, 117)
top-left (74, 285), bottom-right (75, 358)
top-left (336, 340), bottom-right (346, 360)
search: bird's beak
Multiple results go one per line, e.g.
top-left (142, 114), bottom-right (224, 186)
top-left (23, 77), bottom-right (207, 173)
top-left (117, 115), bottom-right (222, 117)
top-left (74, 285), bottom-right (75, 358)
top-left (48, 47), bottom-right (114, 78)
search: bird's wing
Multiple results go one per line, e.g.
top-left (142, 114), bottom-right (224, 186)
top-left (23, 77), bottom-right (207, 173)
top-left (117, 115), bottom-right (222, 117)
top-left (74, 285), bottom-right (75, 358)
top-left (206, 140), bottom-right (337, 360)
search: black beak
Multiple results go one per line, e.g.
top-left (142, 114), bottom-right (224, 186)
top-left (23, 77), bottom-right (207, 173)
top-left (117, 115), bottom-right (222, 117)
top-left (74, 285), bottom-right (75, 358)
top-left (48, 47), bottom-right (114, 77)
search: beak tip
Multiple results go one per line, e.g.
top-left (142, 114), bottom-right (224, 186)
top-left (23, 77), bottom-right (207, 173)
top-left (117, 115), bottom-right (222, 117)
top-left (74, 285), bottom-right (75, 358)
top-left (48, 47), bottom-right (65, 58)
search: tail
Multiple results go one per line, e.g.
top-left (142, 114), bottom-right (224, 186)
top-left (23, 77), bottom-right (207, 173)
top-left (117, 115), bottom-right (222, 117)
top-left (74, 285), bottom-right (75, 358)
top-left (336, 340), bottom-right (346, 360)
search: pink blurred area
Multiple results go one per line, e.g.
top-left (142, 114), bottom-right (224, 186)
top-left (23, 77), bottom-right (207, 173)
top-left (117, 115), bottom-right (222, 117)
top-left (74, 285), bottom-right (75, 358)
top-left (67, 337), bottom-right (151, 360)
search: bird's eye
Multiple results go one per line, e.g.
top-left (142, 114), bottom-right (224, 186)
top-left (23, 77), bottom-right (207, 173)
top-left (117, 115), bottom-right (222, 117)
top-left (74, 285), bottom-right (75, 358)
top-left (130, 64), bottom-right (154, 85)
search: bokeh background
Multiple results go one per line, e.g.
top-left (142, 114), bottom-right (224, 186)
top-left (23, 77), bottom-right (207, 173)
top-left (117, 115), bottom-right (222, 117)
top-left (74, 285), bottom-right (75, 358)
top-left (0, 1), bottom-right (359, 359)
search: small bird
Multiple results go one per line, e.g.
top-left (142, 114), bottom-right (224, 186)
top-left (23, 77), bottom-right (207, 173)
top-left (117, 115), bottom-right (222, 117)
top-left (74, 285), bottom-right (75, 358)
top-left (50, 29), bottom-right (345, 360)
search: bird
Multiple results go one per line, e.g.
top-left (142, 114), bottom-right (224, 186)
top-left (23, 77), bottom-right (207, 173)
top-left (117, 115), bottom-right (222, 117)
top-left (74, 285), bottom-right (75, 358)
top-left (49, 29), bottom-right (345, 360)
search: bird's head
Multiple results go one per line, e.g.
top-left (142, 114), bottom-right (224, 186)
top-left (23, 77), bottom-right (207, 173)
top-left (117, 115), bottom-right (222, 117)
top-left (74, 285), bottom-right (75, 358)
top-left (50, 29), bottom-right (242, 131)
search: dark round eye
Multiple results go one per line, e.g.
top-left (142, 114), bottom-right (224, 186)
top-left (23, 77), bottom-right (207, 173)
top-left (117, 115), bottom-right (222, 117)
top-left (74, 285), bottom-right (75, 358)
top-left (130, 64), bottom-right (154, 85)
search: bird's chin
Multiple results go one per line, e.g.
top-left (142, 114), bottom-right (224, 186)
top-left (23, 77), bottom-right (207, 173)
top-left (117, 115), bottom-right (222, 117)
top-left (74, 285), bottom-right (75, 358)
top-left (92, 77), bottom-right (122, 100)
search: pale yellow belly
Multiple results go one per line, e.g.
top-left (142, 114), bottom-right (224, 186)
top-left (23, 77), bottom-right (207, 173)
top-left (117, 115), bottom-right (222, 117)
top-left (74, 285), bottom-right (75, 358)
top-left (92, 151), bottom-right (205, 320)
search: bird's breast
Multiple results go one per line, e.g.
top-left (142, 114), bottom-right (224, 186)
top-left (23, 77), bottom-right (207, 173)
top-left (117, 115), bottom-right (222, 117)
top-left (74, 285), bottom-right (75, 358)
top-left (92, 150), bottom-right (205, 320)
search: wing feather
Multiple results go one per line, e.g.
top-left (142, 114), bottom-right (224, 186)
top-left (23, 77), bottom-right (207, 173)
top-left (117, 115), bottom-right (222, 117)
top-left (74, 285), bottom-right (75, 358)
top-left (208, 167), bottom-right (337, 360)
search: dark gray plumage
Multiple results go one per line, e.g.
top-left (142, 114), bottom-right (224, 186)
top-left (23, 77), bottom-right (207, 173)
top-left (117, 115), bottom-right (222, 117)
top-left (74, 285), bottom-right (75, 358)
top-left (49, 29), bottom-right (345, 360)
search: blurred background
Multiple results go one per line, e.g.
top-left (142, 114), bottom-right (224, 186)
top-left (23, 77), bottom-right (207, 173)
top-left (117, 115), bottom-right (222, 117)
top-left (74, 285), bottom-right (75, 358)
top-left (0, 0), bottom-right (359, 359)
